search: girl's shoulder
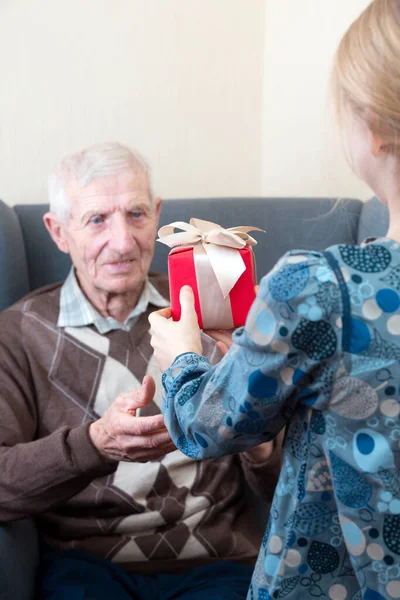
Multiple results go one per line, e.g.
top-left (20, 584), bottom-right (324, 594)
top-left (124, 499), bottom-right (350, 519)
top-left (321, 239), bottom-right (400, 295)
top-left (323, 238), bottom-right (399, 274)
top-left (262, 239), bottom-right (400, 310)
top-left (268, 248), bottom-right (337, 287)
top-left (272, 239), bottom-right (400, 287)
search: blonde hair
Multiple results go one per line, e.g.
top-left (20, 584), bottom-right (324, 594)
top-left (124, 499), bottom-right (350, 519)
top-left (332, 0), bottom-right (400, 146)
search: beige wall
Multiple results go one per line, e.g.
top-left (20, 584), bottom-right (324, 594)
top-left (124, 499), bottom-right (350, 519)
top-left (0, 0), bottom-right (264, 205)
top-left (262, 0), bottom-right (372, 200)
top-left (0, 1), bottom-right (375, 207)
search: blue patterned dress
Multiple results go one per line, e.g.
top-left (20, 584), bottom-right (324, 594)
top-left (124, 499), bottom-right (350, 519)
top-left (161, 239), bottom-right (400, 600)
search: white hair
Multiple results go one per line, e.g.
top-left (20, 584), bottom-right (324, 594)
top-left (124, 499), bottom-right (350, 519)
top-left (48, 142), bottom-right (154, 222)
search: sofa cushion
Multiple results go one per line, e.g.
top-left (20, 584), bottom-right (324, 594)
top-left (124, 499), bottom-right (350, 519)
top-left (357, 196), bottom-right (389, 243)
top-left (14, 204), bottom-right (72, 292)
top-left (0, 201), bottom-right (30, 311)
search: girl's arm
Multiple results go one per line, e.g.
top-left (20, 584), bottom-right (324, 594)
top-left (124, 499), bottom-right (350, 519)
top-left (150, 250), bottom-right (343, 459)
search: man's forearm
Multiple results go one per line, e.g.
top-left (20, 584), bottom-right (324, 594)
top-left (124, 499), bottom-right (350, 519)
top-left (0, 424), bottom-right (116, 521)
top-left (239, 430), bottom-right (284, 504)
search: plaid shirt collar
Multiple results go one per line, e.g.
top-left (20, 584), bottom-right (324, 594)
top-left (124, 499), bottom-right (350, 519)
top-left (58, 267), bottom-right (169, 334)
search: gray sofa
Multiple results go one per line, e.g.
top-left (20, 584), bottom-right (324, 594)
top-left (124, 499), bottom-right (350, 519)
top-left (0, 195), bottom-right (388, 600)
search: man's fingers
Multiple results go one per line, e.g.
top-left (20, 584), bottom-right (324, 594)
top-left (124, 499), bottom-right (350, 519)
top-left (107, 442), bottom-right (177, 463)
top-left (216, 341), bottom-right (229, 356)
top-left (129, 443), bottom-right (177, 463)
top-left (179, 286), bottom-right (198, 325)
top-left (117, 377), bottom-right (156, 413)
top-left (119, 428), bottom-right (172, 450)
top-left (205, 329), bottom-right (231, 356)
top-left (116, 412), bottom-right (167, 437)
top-left (205, 329), bottom-right (234, 349)
top-left (139, 376), bottom-right (156, 406)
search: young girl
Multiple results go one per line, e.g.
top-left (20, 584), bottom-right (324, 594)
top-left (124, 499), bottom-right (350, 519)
top-left (150, 1), bottom-right (400, 598)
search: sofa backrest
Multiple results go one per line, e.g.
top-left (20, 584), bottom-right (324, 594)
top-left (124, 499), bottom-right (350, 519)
top-left (357, 196), bottom-right (389, 243)
top-left (0, 201), bottom-right (30, 311)
top-left (0, 196), bottom-right (365, 311)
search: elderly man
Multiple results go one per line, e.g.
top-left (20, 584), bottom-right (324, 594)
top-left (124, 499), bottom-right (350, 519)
top-left (0, 143), bottom-right (281, 600)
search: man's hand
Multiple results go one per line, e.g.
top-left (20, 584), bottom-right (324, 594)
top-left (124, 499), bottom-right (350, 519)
top-left (149, 286), bottom-right (203, 372)
top-left (243, 441), bottom-right (276, 464)
top-left (204, 329), bottom-right (234, 356)
top-left (89, 376), bottom-right (176, 463)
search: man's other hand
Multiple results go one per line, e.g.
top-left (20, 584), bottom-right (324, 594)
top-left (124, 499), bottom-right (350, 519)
top-left (243, 440), bottom-right (276, 464)
top-left (204, 329), bottom-right (234, 356)
top-left (89, 376), bottom-right (175, 463)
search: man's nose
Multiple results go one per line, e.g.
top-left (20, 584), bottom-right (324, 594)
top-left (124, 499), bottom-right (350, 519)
top-left (109, 215), bottom-right (136, 254)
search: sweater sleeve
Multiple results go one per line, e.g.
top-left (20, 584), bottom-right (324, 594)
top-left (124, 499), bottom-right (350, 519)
top-left (161, 251), bottom-right (342, 459)
top-left (0, 321), bottom-right (116, 522)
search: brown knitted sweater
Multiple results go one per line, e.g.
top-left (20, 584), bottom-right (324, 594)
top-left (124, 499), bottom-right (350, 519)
top-left (0, 274), bottom-right (281, 573)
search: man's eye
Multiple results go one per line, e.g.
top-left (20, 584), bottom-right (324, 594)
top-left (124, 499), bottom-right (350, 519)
top-left (130, 210), bottom-right (144, 219)
top-left (90, 215), bottom-right (104, 225)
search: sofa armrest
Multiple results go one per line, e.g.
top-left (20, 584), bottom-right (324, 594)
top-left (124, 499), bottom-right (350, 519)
top-left (0, 519), bottom-right (39, 600)
top-left (0, 200), bottom-right (30, 311)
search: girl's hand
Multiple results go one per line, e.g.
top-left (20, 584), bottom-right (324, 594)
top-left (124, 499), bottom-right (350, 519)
top-left (149, 286), bottom-right (203, 372)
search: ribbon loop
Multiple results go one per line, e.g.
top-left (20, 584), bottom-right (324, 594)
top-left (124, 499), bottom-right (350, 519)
top-left (158, 217), bottom-right (264, 298)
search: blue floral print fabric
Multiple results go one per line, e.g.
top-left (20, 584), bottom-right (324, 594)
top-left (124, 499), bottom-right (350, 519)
top-left (161, 239), bottom-right (400, 600)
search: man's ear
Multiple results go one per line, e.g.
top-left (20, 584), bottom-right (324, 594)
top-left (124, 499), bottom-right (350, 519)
top-left (43, 212), bottom-right (70, 254)
top-left (154, 197), bottom-right (162, 222)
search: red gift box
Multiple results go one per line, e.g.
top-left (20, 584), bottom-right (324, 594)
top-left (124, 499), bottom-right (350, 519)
top-left (157, 218), bottom-right (263, 330)
top-left (168, 245), bottom-right (256, 329)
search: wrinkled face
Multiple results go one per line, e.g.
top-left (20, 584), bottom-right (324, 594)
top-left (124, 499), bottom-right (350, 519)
top-left (61, 169), bottom-right (161, 302)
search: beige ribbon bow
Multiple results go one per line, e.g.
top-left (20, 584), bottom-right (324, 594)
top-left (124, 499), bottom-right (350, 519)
top-left (157, 218), bottom-right (264, 298)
